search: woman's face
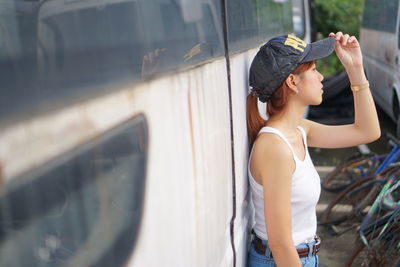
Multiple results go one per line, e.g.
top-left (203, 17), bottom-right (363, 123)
top-left (296, 62), bottom-right (324, 105)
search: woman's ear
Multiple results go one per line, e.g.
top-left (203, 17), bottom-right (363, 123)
top-left (285, 74), bottom-right (299, 94)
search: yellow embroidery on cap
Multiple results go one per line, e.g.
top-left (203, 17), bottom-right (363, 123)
top-left (284, 34), bottom-right (306, 52)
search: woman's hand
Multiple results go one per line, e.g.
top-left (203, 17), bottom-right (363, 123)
top-left (329, 32), bottom-right (363, 69)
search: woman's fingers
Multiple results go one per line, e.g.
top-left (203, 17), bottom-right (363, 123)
top-left (328, 32), bottom-right (358, 47)
top-left (348, 36), bottom-right (359, 46)
top-left (342, 34), bottom-right (350, 46)
top-left (335, 31), bottom-right (343, 41)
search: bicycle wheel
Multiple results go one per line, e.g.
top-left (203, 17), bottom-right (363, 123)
top-left (320, 166), bottom-right (399, 227)
top-left (345, 223), bottom-right (400, 267)
top-left (320, 176), bottom-right (376, 226)
top-left (345, 241), bottom-right (380, 267)
top-left (321, 153), bottom-right (384, 193)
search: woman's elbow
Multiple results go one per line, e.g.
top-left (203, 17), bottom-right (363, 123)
top-left (374, 128), bottom-right (382, 140)
top-left (364, 127), bottom-right (381, 144)
top-left (357, 120), bottom-right (381, 143)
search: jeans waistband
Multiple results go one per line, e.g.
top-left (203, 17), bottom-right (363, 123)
top-left (252, 232), bottom-right (321, 258)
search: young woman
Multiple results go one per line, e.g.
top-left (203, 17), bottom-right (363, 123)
top-left (246, 32), bottom-right (380, 267)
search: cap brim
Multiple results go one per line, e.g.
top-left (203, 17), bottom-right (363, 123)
top-left (301, 37), bottom-right (336, 63)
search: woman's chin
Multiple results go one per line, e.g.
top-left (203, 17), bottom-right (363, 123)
top-left (311, 97), bottom-right (323, 106)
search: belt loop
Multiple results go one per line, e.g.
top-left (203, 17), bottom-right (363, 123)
top-left (264, 240), bottom-right (273, 258)
top-left (258, 235), bottom-right (272, 258)
top-left (307, 241), bottom-right (314, 258)
top-left (248, 229), bottom-right (254, 251)
top-left (313, 235), bottom-right (321, 256)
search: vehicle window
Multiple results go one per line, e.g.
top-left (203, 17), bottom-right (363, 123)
top-left (0, 115), bottom-right (148, 267)
top-left (362, 0), bottom-right (399, 33)
top-left (0, 0), bottom-right (223, 124)
top-left (227, 0), bottom-right (293, 52)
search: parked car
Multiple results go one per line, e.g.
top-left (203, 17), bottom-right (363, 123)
top-left (360, 0), bottom-right (400, 136)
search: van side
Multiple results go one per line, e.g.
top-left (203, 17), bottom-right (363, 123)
top-left (360, 0), bottom-right (400, 135)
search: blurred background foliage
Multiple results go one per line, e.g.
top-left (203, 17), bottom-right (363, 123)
top-left (314, 0), bottom-right (365, 77)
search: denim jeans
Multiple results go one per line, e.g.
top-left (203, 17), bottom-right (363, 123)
top-left (247, 237), bottom-right (319, 267)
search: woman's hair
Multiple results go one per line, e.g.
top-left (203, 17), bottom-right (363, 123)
top-left (246, 61), bottom-right (315, 147)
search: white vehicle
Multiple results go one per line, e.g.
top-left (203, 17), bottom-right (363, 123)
top-left (0, 0), bottom-right (311, 266)
top-left (360, 0), bottom-right (400, 135)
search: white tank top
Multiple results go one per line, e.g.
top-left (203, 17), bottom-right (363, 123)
top-left (248, 126), bottom-right (321, 246)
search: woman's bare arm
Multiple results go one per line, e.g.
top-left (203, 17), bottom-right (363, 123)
top-left (251, 134), bottom-right (301, 267)
top-left (301, 32), bottom-right (380, 148)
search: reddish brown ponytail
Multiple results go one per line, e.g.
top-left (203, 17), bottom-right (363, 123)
top-left (246, 61), bottom-right (314, 148)
top-left (246, 93), bottom-right (267, 148)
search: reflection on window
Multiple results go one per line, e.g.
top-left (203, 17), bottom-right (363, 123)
top-left (292, 0), bottom-right (305, 39)
top-left (227, 0), bottom-right (293, 52)
top-left (0, 0), bottom-right (223, 123)
top-left (0, 115), bottom-right (148, 267)
top-left (362, 0), bottom-right (399, 33)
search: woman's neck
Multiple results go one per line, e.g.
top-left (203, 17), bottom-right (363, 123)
top-left (266, 100), bottom-right (306, 137)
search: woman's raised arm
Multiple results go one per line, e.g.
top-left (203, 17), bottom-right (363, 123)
top-left (302, 32), bottom-right (381, 148)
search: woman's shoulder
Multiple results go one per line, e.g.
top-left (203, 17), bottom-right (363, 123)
top-left (253, 132), bottom-right (292, 161)
top-left (251, 132), bottom-right (295, 181)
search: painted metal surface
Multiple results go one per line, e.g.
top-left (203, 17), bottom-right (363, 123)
top-left (129, 57), bottom-right (235, 267)
top-left (229, 48), bottom-right (258, 267)
top-left (361, 28), bottom-right (399, 120)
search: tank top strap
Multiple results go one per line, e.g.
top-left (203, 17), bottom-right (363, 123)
top-left (258, 126), bottom-right (299, 161)
top-left (296, 126), bottom-right (308, 147)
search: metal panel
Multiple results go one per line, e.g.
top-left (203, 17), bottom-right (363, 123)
top-left (127, 58), bottom-right (233, 267)
top-left (229, 49), bottom-right (258, 267)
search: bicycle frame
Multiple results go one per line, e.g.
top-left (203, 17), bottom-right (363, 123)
top-left (359, 177), bottom-right (400, 246)
top-left (375, 146), bottom-right (400, 174)
top-left (358, 133), bottom-right (400, 246)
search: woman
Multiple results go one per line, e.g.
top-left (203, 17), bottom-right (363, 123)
top-left (246, 32), bottom-right (380, 267)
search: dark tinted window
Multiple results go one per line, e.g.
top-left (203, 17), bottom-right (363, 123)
top-left (0, 115), bottom-right (148, 267)
top-left (362, 0), bottom-right (399, 33)
top-left (0, 0), bottom-right (222, 124)
top-left (227, 0), bottom-right (293, 52)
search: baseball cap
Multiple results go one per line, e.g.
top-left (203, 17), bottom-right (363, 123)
top-left (249, 34), bottom-right (336, 103)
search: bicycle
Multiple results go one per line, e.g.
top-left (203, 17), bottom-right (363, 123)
top-left (321, 133), bottom-right (400, 192)
top-left (343, 174), bottom-right (400, 266)
top-left (321, 153), bottom-right (384, 192)
top-left (344, 207), bottom-right (400, 266)
top-left (320, 166), bottom-right (400, 231)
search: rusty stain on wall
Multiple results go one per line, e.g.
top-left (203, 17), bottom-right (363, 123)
top-left (187, 87), bottom-right (197, 178)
